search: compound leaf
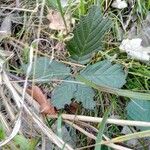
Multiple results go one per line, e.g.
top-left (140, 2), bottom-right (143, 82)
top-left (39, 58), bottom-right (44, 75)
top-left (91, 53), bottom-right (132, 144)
top-left (52, 81), bottom-right (76, 109)
top-left (52, 78), bottom-right (95, 109)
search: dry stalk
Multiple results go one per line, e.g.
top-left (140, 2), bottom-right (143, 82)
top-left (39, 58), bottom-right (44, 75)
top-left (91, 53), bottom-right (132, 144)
top-left (0, 113), bottom-right (20, 149)
top-left (13, 82), bottom-right (40, 112)
top-left (49, 114), bottom-right (150, 127)
top-left (64, 120), bottom-right (132, 150)
top-left (3, 73), bottom-right (73, 150)
top-left (0, 88), bottom-right (15, 121)
top-left (0, 112), bottom-right (10, 131)
top-left (0, 5), bottom-right (38, 12)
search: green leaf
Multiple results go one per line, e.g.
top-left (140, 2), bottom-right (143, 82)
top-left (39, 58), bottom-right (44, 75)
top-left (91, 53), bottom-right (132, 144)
top-left (47, 0), bottom-right (70, 8)
top-left (95, 107), bottom-right (111, 150)
top-left (80, 60), bottom-right (127, 88)
top-left (52, 80), bottom-right (76, 108)
top-left (14, 135), bottom-right (30, 150)
top-left (14, 135), bottom-right (38, 150)
top-left (66, 5), bottom-right (112, 63)
top-left (77, 75), bottom-right (150, 101)
top-left (75, 84), bottom-right (96, 109)
top-left (57, 115), bottom-right (63, 139)
top-left (127, 99), bottom-right (150, 130)
top-left (22, 57), bottom-right (71, 81)
top-left (52, 78), bottom-right (95, 109)
top-left (0, 123), bottom-right (5, 140)
top-left (28, 138), bottom-right (39, 150)
top-left (47, 0), bottom-right (58, 8)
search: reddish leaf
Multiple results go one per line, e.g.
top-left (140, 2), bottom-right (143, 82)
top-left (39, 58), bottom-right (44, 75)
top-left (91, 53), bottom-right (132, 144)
top-left (65, 101), bottom-right (80, 114)
top-left (27, 85), bottom-right (57, 115)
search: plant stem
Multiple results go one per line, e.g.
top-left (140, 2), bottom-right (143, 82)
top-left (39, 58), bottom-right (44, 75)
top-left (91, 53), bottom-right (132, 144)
top-left (56, 0), bottom-right (68, 33)
top-left (49, 114), bottom-right (150, 127)
top-left (76, 75), bottom-right (150, 101)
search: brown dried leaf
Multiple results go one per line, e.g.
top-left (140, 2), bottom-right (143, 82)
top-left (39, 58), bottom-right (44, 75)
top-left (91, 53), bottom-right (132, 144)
top-left (47, 9), bottom-right (73, 32)
top-left (64, 101), bottom-right (80, 114)
top-left (27, 85), bottom-right (56, 115)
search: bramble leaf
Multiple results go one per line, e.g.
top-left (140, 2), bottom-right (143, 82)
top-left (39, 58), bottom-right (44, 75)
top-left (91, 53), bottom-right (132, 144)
top-left (80, 60), bottom-right (127, 88)
top-left (22, 57), bottom-right (71, 81)
top-left (66, 6), bottom-right (112, 63)
top-left (127, 99), bottom-right (150, 130)
top-left (52, 78), bottom-right (95, 109)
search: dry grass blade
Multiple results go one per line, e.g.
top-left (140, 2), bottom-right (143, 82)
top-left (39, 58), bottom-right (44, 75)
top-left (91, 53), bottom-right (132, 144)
top-left (0, 88), bottom-right (15, 121)
top-left (3, 71), bottom-right (21, 108)
top-left (1, 67), bottom-right (73, 149)
top-left (0, 112), bottom-right (21, 149)
top-left (49, 114), bottom-right (150, 127)
top-left (1, 69), bottom-right (149, 149)
top-left (104, 130), bottom-right (150, 144)
top-left (64, 120), bottom-right (131, 150)
top-left (0, 70), bottom-right (22, 146)
top-left (12, 83), bottom-right (40, 112)
top-left (0, 113), bottom-right (21, 147)
top-left (10, 81), bottom-right (73, 150)
top-left (0, 113), bottom-right (10, 131)
top-left (77, 129), bottom-right (150, 150)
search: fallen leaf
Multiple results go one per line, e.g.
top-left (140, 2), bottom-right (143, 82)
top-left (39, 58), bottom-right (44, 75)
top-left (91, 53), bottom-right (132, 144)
top-left (64, 101), bottom-right (80, 114)
top-left (47, 9), bottom-right (73, 32)
top-left (27, 85), bottom-right (56, 115)
top-left (119, 38), bottom-right (150, 62)
top-left (111, 0), bottom-right (127, 9)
